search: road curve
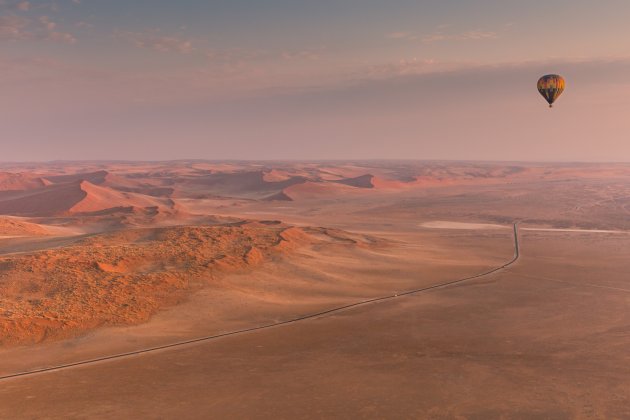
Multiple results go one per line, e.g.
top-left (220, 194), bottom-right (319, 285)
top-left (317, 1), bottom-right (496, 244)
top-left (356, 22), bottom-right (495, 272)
top-left (0, 223), bottom-right (520, 382)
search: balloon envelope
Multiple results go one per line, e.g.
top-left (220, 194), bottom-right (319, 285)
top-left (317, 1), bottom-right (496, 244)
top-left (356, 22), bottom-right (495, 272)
top-left (537, 74), bottom-right (565, 108)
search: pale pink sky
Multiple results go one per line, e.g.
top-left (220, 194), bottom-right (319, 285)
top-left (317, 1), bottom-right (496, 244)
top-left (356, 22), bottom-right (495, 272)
top-left (2, 0), bottom-right (630, 161)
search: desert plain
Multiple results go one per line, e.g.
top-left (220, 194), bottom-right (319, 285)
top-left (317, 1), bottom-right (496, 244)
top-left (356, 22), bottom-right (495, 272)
top-left (0, 160), bottom-right (628, 419)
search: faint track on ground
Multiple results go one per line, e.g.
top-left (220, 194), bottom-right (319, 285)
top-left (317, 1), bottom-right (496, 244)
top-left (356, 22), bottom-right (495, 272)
top-left (0, 224), bottom-right (520, 382)
top-left (513, 273), bottom-right (630, 293)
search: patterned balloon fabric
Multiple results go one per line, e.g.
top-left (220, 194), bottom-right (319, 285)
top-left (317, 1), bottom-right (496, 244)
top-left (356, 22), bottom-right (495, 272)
top-left (537, 74), bottom-right (565, 108)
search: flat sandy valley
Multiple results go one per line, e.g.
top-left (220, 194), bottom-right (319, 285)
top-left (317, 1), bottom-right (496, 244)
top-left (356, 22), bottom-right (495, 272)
top-left (0, 160), bottom-right (629, 419)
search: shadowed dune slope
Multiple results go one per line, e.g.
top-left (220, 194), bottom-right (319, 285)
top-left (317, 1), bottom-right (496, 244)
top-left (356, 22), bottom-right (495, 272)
top-left (0, 181), bottom-right (87, 216)
top-left (180, 171), bottom-right (308, 198)
top-left (333, 174), bottom-right (375, 188)
top-left (43, 170), bottom-right (109, 186)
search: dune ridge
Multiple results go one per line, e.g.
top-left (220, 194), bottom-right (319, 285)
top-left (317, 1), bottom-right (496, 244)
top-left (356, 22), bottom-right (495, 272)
top-left (0, 221), bottom-right (376, 346)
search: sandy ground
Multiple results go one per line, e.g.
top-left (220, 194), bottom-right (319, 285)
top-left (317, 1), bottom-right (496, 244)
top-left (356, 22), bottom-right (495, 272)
top-left (1, 232), bottom-right (629, 419)
top-left (420, 221), bottom-right (510, 230)
top-left (0, 161), bottom-right (628, 418)
top-left (0, 228), bottom-right (511, 376)
top-left (521, 227), bottom-right (630, 234)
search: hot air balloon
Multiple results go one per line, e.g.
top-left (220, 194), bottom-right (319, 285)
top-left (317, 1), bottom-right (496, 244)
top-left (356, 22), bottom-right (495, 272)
top-left (537, 74), bottom-right (565, 108)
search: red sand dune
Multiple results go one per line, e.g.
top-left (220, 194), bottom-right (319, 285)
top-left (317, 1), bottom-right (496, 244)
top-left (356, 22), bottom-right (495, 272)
top-left (0, 172), bottom-right (46, 192)
top-left (317, 166), bottom-right (373, 179)
top-left (333, 174), bottom-right (375, 189)
top-left (262, 169), bottom-right (295, 182)
top-left (69, 181), bottom-right (173, 214)
top-left (263, 191), bottom-right (293, 201)
top-left (0, 181), bottom-right (88, 216)
top-left (282, 181), bottom-right (371, 200)
top-left (370, 176), bottom-right (414, 189)
top-left (44, 170), bottom-right (152, 192)
top-left (181, 170), bottom-right (307, 198)
top-left (43, 170), bottom-right (109, 185)
top-left (0, 217), bottom-right (49, 236)
top-left (0, 180), bottom-right (174, 217)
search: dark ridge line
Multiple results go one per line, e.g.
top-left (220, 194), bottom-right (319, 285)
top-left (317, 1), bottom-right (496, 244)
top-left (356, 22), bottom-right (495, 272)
top-left (0, 223), bottom-right (520, 382)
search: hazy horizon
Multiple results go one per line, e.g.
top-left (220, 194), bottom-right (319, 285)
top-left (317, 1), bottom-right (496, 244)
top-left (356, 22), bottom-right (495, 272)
top-left (1, 157), bottom-right (630, 165)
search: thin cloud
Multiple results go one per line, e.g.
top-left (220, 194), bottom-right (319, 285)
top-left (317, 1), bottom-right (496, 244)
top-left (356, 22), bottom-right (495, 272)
top-left (386, 27), bottom-right (500, 43)
top-left (116, 29), bottom-right (195, 54)
top-left (39, 15), bottom-right (77, 43)
top-left (0, 0), bottom-right (66, 12)
top-left (116, 28), bottom-right (323, 70)
top-left (0, 0), bottom-right (28, 11)
top-left (362, 57), bottom-right (451, 79)
top-left (385, 32), bottom-right (417, 40)
top-left (0, 15), bottom-right (30, 40)
top-left (422, 29), bottom-right (499, 43)
top-left (0, 12), bottom-right (77, 43)
top-left (281, 48), bottom-right (322, 60)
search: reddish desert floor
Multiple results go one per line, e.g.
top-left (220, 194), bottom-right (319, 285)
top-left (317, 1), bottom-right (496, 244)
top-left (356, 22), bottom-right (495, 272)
top-left (0, 161), bottom-right (628, 419)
